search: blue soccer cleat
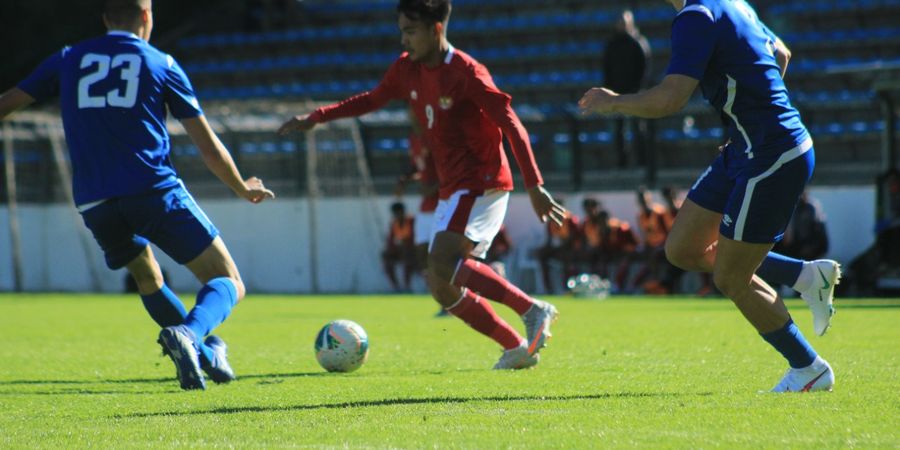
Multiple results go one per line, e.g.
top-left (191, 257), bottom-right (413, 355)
top-left (158, 325), bottom-right (206, 390)
top-left (201, 335), bottom-right (236, 384)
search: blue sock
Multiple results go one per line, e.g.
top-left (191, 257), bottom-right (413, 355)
top-left (141, 284), bottom-right (216, 364)
top-left (760, 319), bottom-right (817, 368)
top-left (140, 284), bottom-right (188, 327)
top-left (756, 252), bottom-right (804, 287)
top-left (184, 277), bottom-right (238, 340)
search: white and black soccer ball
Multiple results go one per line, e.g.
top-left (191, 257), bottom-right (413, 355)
top-left (314, 319), bottom-right (369, 373)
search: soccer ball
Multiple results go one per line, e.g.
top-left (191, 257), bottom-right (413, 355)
top-left (566, 273), bottom-right (612, 299)
top-left (314, 319), bottom-right (369, 372)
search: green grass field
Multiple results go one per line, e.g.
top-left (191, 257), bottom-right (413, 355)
top-left (0, 294), bottom-right (897, 448)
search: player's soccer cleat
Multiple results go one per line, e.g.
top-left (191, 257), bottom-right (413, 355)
top-left (771, 356), bottom-right (834, 393)
top-left (522, 300), bottom-right (559, 356)
top-left (158, 325), bottom-right (206, 390)
top-left (200, 335), bottom-right (236, 384)
top-left (799, 260), bottom-right (841, 336)
top-left (492, 344), bottom-right (540, 370)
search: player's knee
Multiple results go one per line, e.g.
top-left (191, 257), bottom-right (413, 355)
top-left (712, 269), bottom-right (746, 298)
top-left (130, 270), bottom-right (164, 293)
top-left (665, 239), bottom-right (697, 271)
top-left (427, 250), bottom-right (457, 283)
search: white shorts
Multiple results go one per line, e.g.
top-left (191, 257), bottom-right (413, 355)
top-left (413, 211), bottom-right (434, 245)
top-left (431, 189), bottom-right (509, 258)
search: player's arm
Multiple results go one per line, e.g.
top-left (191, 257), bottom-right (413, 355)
top-left (773, 37), bottom-right (791, 78)
top-left (468, 66), bottom-right (566, 225)
top-left (278, 61), bottom-right (403, 135)
top-left (3, 50), bottom-right (66, 120)
top-left (0, 88), bottom-right (35, 120)
top-left (163, 56), bottom-right (273, 203)
top-left (181, 115), bottom-right (274, 203)
top-left (759, 20), bottom-right (791, 78)
top-left (580, 7), bottom-right (711, 119)
top-left (579, 75), bottom-right (698, 119)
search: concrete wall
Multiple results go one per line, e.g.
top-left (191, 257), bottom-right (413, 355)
top-left (0, 186), bottom-right (875, 293)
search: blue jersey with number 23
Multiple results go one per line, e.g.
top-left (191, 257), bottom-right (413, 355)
top-left (18, 31), bottom-right (202, 206)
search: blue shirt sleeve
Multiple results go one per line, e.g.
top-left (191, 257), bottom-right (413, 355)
top-left (163, 55), bottom-right (203, 119)
top-left (17, 48), bottom-right (69, 102)
top-left (759, 22), bottom-right (779, 44)
top-left (665, 10), bottom-right (717, 80)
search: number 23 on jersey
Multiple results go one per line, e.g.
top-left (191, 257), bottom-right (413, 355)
top-left (77, 53), bottom-right (142, 109)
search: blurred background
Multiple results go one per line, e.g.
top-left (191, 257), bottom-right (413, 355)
top-left (1, 0), bottom-right (899, 296)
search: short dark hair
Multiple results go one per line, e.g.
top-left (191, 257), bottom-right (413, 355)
top-left (105, 0), bottom-right (150, 25)
top-left (391, 202), bottom-right (406, 213)
top-left (397, 0), bottom-right (451, 25)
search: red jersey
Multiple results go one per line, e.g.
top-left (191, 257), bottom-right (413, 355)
top-left (309, 47), bottom-right (543, 198)
top-left (409, 132), bottom-right (438, 213)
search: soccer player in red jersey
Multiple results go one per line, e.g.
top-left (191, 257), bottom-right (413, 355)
top-left (278, 0), bottom-right (566, 369)
top-left (395, 107), bottom-right (440, 273)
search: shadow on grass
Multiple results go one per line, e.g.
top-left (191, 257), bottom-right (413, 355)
top-left (0, 388), bottom-right (179, 396)
top-left (0, 371), bottom-right (329, 387)
top-left (121, 391), bottom-right (713, 418)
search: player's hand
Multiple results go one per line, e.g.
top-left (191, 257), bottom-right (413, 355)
top-left (277, 115), bottom-right (316, 136)
top-left (527, 185), bottom-right (567, 226)
top-left (240, 177), bottom-right (275, 204)
top-left (578, 87), bottom-right (619, 116)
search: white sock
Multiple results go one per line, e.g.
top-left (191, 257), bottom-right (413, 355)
top-left (792, 261), bottom-right (815, 292)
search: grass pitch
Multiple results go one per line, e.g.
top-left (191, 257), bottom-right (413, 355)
top-left (0, 293), bottom-right (897, 448)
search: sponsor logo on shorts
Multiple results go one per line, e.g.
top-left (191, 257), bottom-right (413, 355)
top-left (722, 214), bottom-right (733, 227)
top-left (410, 90), bottom-right (418, 100)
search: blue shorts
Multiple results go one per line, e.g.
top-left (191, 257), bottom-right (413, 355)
top-left (687, 139), bottom-right (814, 244)
top-left (80, 183), bottom-right (219, 269)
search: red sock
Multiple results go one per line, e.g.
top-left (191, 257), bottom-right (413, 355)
top-left (453, 259), bottom-right (534, 315)
top-left (447, 290), bottom-right (524, 350)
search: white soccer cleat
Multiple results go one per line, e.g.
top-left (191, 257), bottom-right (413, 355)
top-left (492, 344), bottom-right (540, 370)
top-left (522, 300), bottom-right (559, 355)
top-left (770, 356), bottom-right (834, 393)
top-left (799, 260), bottom-right (841, 336)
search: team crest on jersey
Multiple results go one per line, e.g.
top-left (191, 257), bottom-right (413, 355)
top-left (439, 96), bottom-right (453, 110)
top-left (410, 90), bottom-right (418, 100)
top-left (722, 214), bottom-right (733, 227)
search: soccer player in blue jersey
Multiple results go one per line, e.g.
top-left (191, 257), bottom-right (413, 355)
top-left (0, 0), bottom-right (274, 390)
top-left (579, 0), bottom-right (840, 392)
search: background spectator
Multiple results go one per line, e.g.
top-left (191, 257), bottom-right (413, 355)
top-left (381, 202), bottom-right (416, 292)
top-left (537, 200), bottom-right (581, 294)
top-left (603, 10), bottom-right (652, 168)
top-left (628, 186), bottom-right (669, 293)
top-left (483, 225), bottom-right (513, 280)
top-left (774, 190), bottom-right (829, 261)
